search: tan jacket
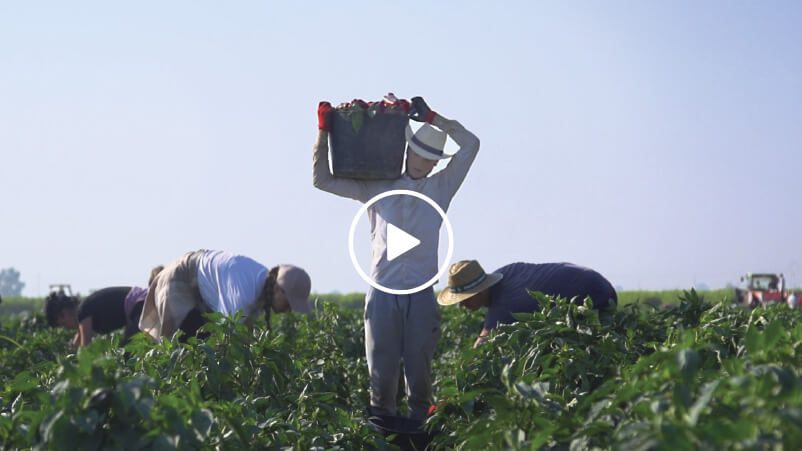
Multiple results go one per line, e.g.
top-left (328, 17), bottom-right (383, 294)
top-left (139, 251), bottom-right (205, 339)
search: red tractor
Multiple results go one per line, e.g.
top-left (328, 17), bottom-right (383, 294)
top-left (735, 273), bottom-right (801, 309)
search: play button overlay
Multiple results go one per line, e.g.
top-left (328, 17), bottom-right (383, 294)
top-left (386, 223), bottom-right (421, 262)
top-left (348, 189), bottom-right (454, 295)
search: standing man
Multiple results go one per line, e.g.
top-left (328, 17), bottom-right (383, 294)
top-left (438, 260), bottom-right (617, 348)
top-left (313, 96), bottom-right (480, 420)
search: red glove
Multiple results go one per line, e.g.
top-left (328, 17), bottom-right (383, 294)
top-left (318, 101), bottom-right (333, 131)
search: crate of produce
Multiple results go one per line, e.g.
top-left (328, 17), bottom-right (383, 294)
top-left (329, 97), bottom-right (410, 180)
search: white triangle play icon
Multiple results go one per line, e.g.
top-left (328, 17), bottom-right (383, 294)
top-left (387, 223), bottom-right (421, 262)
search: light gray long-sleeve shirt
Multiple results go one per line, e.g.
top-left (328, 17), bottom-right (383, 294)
top-left (313, 116), bottom-right (480, 290)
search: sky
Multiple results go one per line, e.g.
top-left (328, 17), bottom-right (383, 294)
top-left (1, 1), bottom-right (801, 297)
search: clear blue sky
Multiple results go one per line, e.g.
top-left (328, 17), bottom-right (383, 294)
top-left (2, 1), bottom-right (801, 296)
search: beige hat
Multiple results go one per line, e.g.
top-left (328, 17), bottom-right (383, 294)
top-left (405, 123), bottom-right (449, 160)
top-left (437, 260), bottom-right (504, 306)
top-left (276, 265), bottom-right (312, 314)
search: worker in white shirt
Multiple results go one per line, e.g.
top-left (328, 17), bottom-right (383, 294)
top-left (139, 249), bottom-right (311, 341)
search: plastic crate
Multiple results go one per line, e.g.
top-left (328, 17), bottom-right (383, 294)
top-left (329, 104), bottom-right (409, 180)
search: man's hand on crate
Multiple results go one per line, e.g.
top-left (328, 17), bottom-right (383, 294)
top-left (317, 101), bottom-right (333, 131)
top-left (409, 96), bottom-right (436, 123)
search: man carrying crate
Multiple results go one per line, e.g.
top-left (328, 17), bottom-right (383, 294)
top-left (312, 96), bottom-right (480, 420)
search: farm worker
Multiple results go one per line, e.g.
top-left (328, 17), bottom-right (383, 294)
top-left (313, 96), bottom-right (480, 420)
top-left (788, 292), bottom-right (798, 309)
top-left (438, 260), bottom-right (617, 348)
top-left (45, 283), bottom-right (153, 347)
top-left (138, 249), bottom-right (311, 341)
top-left (785, 292), bottom-right (799, 308)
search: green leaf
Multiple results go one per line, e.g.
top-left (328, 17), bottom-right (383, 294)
top-left (9, 371), bottom-right (38, 392)
top-left (745, 326), bottom-right (764, 356)
top-left (677, 349), bottom-right (700, 383)
top-left (687, 380), bottom-right (719, 426)
top-left (191, 408), bottom-right (214, 441)
top-left (763, 320), bottom-right (783, 349)
top-left (350, 108), bottom-right (364, 132)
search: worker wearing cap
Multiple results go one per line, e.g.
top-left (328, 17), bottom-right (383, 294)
top-left (313, 96), bottom-right (480, 420)
top-left (139, 249), bottom-right (311, 340)
top-left (439, 260), bottom-right (617, 348)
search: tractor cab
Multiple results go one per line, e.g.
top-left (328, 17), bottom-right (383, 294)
top-left (48, 284), bottom-right (75, 297)
top-left (736, 273), bottom-right (793, 308)
top-left (741, 273), bottom-right (780, 291)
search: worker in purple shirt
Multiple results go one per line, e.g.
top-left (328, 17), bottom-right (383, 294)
top-left (45, 266), bottom-right (164, 347)
top-left (438, 260), bottom-right (617, 348)
top-left (46, 286), bottom-right (149, 347)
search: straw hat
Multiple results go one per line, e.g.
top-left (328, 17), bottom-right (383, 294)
top-left (276, 265), bottom-right (312, 314)
top-left (405, 123), bottom-right (449, 160)
top-left (437, 260), bottom-right (504, 306)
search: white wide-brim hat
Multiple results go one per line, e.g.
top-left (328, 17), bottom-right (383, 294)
top-left (405, 123), bottom-right (450, 160)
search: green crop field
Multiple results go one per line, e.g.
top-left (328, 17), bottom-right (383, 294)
top-left (0, 288), bottom-right (738, 317)
top-left (3, 290), bottom-right (802, 449)
top-left (616, 288), bottom-right (734, 307)
top-left (0, 297), bottom-right (40, 317)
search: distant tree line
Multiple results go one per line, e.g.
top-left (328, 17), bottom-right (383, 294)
top-left (0, 267), bottom-right (25, 297)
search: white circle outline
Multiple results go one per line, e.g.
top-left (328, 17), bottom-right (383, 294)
top-left (348, 189), bottom-right (454, 295)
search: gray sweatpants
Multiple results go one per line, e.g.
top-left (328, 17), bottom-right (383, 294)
top-left (364, 286), bottom-right (441, 420)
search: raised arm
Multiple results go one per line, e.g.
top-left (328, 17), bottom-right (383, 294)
top-left (409, 97), bottom-right (481, 202)
top-left (431, 114), bottom-right (480, 200)
top-left (311, 102), bottom-right (373, 202)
